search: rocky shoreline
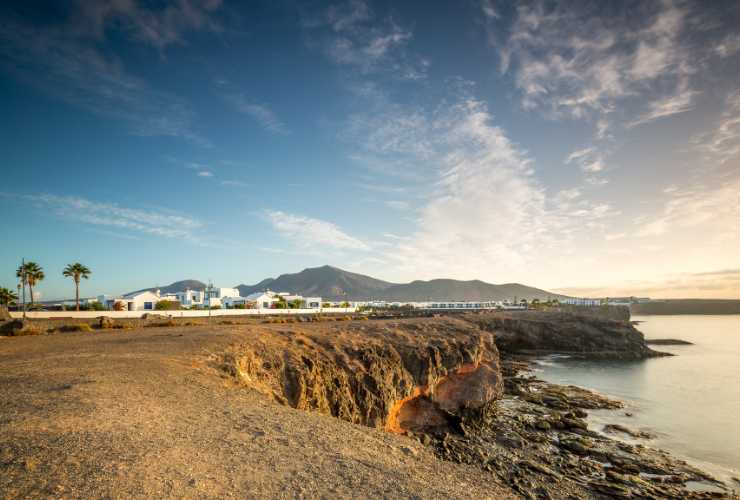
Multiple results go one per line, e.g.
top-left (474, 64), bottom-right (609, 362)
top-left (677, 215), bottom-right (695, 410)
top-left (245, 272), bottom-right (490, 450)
top-left (212, 311), bottom-right (735, 498)
top-left (423, 355), bottom-right (731, 498)
top-left (1, 310), bottom-right (736, 498)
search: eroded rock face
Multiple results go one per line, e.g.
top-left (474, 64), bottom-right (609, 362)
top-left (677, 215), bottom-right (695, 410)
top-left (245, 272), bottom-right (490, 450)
top-left (216, 317), bottom-right (503, 433)
top-left (469, 311), bottom-right (664, 359)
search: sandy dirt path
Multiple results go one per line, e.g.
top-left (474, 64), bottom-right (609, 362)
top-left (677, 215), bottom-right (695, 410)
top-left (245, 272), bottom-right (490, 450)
top-left (0, 325), bottom-right (513, 499)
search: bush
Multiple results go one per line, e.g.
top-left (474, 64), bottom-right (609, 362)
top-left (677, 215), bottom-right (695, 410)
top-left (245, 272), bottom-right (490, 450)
top-left (113, 301), bottom-right (126, 311)
top-left (59, 323), bottom-right (93, 333)
top-left (145, 320), bottom-right (177, 328)
top-left (209, 305), bottom-right (221, 310)
top-left (155, 300), bottom-right (181, 311)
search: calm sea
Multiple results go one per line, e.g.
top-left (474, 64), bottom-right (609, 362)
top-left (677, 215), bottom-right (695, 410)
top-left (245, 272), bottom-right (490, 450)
top-left (533, 315), bottom-right (740, 485)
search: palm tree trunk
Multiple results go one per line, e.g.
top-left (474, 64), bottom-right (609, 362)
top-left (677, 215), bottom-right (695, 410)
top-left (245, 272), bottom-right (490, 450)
top-left (29, 282), bottom-right (34, 306)
top-left (75, 278), bottom-right (80, 312)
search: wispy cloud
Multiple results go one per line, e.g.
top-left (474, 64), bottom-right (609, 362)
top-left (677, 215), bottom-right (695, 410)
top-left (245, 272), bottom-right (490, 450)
top-left (385, 200), bottom-right (409, 210)
top-left (626, 79), bottom-right (697, 128)
top-left (488, 1), bottom-right (698, 130)
top-left (555, 267), bottom-right (740, 299)
top-left (264, 210), bottom-right (369, 251)
top-left (303, 0), bottom-right (427, 80)
top-left (715, 34), bottom-right (740, 58)
top-left (224, 94), bottom-right (290, 134)
top-left (8, 193), bottom-right (207, 242)
top-left (70, 0), bottom-right (223, 51)
top-left (221, 180), bottom-right (248, 188)
top-left (691, 89), bottom-right (740, 165)
top-left (197, 170), bottom-right (214, 177)
top-left (564, 146), bottom-right (608, 177)
top-left (635, 177), bottom-right (740, 238)
top-left (342, 89), bottom-right (618, 281)
top-left (0, 6), bottom-right (216, 146)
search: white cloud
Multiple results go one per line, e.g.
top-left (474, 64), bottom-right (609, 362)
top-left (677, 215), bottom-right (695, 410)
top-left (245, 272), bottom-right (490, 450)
top-left (0, 4), bottom-right (219, 146)
top-left (344, 94), bottom-right (618, 281)
top-left (14, 193), bottom-right (205, 242)
top-left (635, 178), bottom-right (740, 238)
top-left (565, 147), bottom-right (595, 164)
top-left (225, 94), bottom-right (289, 134)
top-left (197, 170), bottom-right (214, 177)
top-left (221, 180), bottom-right (248, 188)
top-left (627, 80), bottom-right (697, 127)
top-left (385, 200), bottom-right (409, 210)
top-left (264, 210), bottom-right (369, 251)
top-left (304, 0), bottom-right (426, 80)
top-left (491, 1), bottom-right (697, 127)
top-left (691, 89), bottom-right (740, 164)
top-left (73, 0), bottom-right (223, 51)
top-left (565, 146), bottom-right (609, 176)
top-left (715, 34), bottom-right (740, 58)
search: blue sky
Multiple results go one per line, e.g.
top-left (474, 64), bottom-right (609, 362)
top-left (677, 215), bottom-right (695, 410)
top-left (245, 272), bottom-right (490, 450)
top-left (2, 0), bottom-right (740, 300)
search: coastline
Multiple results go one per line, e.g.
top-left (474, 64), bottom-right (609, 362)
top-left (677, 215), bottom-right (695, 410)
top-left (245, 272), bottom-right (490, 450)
top-left (1, 311), bottom-right (737, 498)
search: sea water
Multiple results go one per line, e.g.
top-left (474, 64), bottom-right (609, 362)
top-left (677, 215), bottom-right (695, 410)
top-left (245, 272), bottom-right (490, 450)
top-left (533, 315), bottom-right (740, 485)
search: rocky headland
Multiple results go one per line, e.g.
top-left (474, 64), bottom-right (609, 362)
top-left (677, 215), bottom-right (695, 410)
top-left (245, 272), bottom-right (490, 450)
top-left (0, 311), bottom-right (735, 498)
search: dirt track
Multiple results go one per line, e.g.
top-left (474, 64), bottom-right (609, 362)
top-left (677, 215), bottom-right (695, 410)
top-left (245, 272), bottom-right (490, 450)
top-left (0, 324), bottom-right (513, 499)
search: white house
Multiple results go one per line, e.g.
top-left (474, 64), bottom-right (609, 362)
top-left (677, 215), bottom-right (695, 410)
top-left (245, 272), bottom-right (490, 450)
top-left (243, 291), bottom-right (279, 309)
top-left (117, 290), bottom-right (163, 311)
top-left (222, 296), bottom-right (256, 308)
top-left (175, 289), bottom-right (205, 308)
top-left (304, 297), bottom-right (322, 309)
top-left (205, 287), bottom-right (240, 308)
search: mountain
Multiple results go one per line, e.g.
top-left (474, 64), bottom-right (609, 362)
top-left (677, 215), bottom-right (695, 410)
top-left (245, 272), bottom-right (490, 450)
top-left (126, 279), bottom-right (206, 296)
top-left (236, 265), bottom-right (394, 299)
top-left (380, 279), bottom-right (566, 302)
top-left (236, 265), bottom-right (567, 302)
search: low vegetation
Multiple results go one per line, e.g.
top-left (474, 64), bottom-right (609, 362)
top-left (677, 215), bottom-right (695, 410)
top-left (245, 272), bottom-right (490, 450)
top-left (155, 300), bottom-right (182, 311)
top-left (58, 323), bottom-right (93, 333)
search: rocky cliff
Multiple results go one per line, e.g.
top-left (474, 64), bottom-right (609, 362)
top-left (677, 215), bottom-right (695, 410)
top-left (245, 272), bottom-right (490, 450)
top-left (215, 317), bottom-right (504, 434)
top-left (468, 311), bottom-right (663, 359)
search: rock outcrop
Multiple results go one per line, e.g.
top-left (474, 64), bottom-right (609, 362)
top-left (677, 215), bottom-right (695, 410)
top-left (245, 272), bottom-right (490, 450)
top-left (215, 317), bottom-right (503, 433)
top-left (469, 311), bottom-right (664, 359)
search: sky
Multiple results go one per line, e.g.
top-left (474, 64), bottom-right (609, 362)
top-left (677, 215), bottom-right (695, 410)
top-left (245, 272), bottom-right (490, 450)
top-left (1, 0), bottom-right (740, 301)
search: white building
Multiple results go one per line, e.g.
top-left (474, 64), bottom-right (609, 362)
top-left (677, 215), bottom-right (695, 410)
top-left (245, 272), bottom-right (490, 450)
top-left (246, 292), bottom-right (278, 309)
top-left (117, 290), bottom-right (164, 311)
top-left (175, 289), bottom-right (205, 308)
top-left (562, 297), bottom-right (602, 306)
top-left (205, 287), bottom-right (240, 308)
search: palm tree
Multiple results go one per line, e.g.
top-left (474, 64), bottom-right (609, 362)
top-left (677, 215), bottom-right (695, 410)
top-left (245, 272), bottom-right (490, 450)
top-left (16, 262), bottom-right (44, 305)
top-left (0, 287), bottom-right (18, 307)
top-left (63, 263), bottom-right (92, 312)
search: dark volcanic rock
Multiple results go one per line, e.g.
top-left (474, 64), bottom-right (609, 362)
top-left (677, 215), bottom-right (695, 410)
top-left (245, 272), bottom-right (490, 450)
top-left (645, 338), bottom-right (693, 345)
top-left (469, 311), bottom-right (666, 359)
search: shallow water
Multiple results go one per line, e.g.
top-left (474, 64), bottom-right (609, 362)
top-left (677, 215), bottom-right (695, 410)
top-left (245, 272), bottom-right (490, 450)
top-left (533, 315), bottom-right (740, 485)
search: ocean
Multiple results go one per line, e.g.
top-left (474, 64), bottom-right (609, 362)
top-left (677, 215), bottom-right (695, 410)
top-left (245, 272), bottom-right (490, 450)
top-left (533, 314), bottom-right (740, 485)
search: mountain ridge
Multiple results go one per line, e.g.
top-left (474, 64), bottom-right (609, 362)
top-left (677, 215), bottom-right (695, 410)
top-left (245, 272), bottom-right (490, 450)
top-left (235, 265), bottom-right (567, 302)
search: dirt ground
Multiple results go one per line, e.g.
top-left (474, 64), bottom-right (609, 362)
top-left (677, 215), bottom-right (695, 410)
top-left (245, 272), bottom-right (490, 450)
top-left (0, 323), bottom-right (514, 499)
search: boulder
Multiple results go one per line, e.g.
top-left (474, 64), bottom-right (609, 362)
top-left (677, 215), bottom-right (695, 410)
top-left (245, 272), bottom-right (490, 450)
top-left (98, 316), bottom-right (115, 329)
top-left (0, 319), bottom-right (41, 336)
top-left (141, 313), bottom-right (167, 320)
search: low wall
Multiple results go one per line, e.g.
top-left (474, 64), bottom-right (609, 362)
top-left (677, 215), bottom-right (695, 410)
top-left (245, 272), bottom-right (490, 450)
top-left (9, 307), bottom-right (357, 320)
